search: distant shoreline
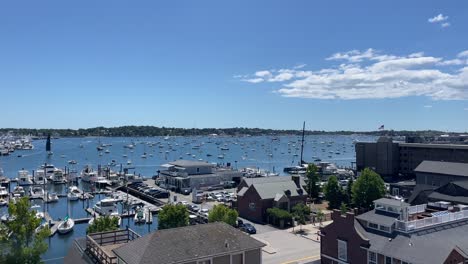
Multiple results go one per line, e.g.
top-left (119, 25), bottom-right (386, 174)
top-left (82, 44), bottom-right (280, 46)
top-left (0, 126), bottom-right (462, 138)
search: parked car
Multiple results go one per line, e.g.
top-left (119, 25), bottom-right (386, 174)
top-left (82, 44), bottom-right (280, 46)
top-left (239, 223), bottom-right (256, 234)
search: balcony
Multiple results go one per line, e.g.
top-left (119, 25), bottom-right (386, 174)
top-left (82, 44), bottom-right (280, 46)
top-left (85, 229), bottom-right (141, 264)
top-left (396, 210), bottom-right (468, 232)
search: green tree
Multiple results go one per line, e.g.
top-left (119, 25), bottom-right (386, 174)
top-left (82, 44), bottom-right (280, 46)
top-left (292, 203), bottom-right (310, 231)
top-left (305, 164), bottom-right (321, 201)
top-left (267, 208), bottom-right (292, 228)
top-left (344, 178), bottom-right (354, 207)
top-left (208, 205), bottom-right (238, 226)
top-left (158, 204), bottom-right (189, 230)
top-left (315, 209), bottom-right (325, 226)
top-left (324, 176), bottom-right (343, 209)
top-left (86, 216), bottom-right (120, 234)
top-left (352, 168), bottom-right (386, 211)
top-left (0, 197), bottom-right (50, 264)
top-left (340, 202), bottom-right (348, 215)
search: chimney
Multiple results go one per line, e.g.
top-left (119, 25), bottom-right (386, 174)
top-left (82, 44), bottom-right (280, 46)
top-left (292, 175), bottom-right (300, 188)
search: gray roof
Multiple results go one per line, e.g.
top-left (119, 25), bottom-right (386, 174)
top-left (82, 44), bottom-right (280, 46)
top-left (399, 143), bottom-right (468, 150)
top-left (374, 198), bottom-right (409, 207)
top-left (169, 160), bottom-right (213, 168)
top-left (113, 222), bottom-right (265, 264)
top-left (427, 192), bottom-right (468, 205)
top-left (251, 181), bottom-right (307, 200)
top-left (242, 176), bottom-right (306, 187)
top-left (237, 187), bottom-right (248, 196)
top-left (356, 210), bottom-right (398, 227)
top-left (355, 218), bottom-right (468, 264)
top-left (414, 161), bottom-right (468, 177)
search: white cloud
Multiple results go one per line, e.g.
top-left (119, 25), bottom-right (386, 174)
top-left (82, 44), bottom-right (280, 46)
top-left (458, 51), bottom-right (468, 58)
top-left (441, 22), bottom-right (450, 28)
top-left (424, 105), bottom-right (433, 108)
top-left (428, 14), bottom-right (448, 23)
top-left (240, 49), bottom-right (468, 100)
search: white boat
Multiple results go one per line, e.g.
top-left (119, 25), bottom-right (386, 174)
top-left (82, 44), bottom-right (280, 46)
top-left (94, 198), bottom-right (119, 216)
top-left (134, 207), bottom-right (146, 224)
top-left (42, 164), bottom-right (56, 180)
top-left (57, 217), bottom-right (74, 235)
top-left (52, 169), bottom-right (66, 184)
top-left (46, 192), bottom-right (59, 203)
top-left (17, 170), bottom-right (33, 186)
top-left (0, 198), bottom-right (7, 206)
top-left (29, 186), bottom-right (45, 199)
top-left (127, 160), bottom-right (132, 165)
top-left (81, 166), bottom-right (97, 182)
top-left (33, 169), bottom-right (47, 185)
top-left (0, 186), bottom-right (8, 198)
top-left (12, 186), bottom-right (25, 196)
top-left (67, 191), bottom-right (79, 201)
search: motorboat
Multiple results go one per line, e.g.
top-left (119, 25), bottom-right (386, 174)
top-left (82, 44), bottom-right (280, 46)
top-left (29, 186), bottom-right (45, 199)
top-left (33, 169), bottom-right (47, 185)
top-left (52, 169), bottom-right (66, 184)
top-left (17, 169), bottom-right (33, 185)
top-left (12, 186), bottom-right (25, 197)
top-left (42, 164), bottom-right (57, 180)
top-left (46, 192), bottom-right (59, 203)
top-left (81, 166), bottom-right (97, 182)
top-left (68, 160), bottom-right (77, 165)
top-left (134, 207), bottom-right (146, 224)
top-left (0, 186), bottom-right (8, 198)
top-left (57, 216), bottom-right (74, 235)
top-left (31, 205), bottom-right (45, 219)
top-left (67, 189), bottom-right (80, 201)
top-left (93, 198), bottom-right (119, 216)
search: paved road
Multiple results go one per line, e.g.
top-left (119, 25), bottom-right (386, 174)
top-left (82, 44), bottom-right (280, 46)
top-left (253, 229), bottom-right (321, 264)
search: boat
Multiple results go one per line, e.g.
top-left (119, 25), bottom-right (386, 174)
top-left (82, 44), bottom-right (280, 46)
top-left (105, 149), bottom-right (110, 154)
top-left (17, 169), bottom-right (33, 186)
top-left (46, 134), bottom-right (53, 156)
top-left (81, 166), bottom-right (97, 182)
top-left (57, 216), bottom-right (74, 235)
top-left (134, 207), bottom-right (146, 224)
top-left (12, 186), bottom-right (25, 196)
top-left (42, 164), bottom-right (57, 180)
top-left (217, 155), bottom-right (224, 159)
top-left (52, 169), bottom-right (66, 184)
top-left (67, 190), bottom-right (79, 201)
top-left (33, 169), bottom-right (47, 185)
top-left (93, 198), bottom-right (119, 216)
top-left (29, 186), bottom-right (45, 199)
top-left (0, 186), bottom-right (8, 206)
top-left (0, 198), bottom-right (8, 206)
top-left (68, 160), bottom-right (77, 165)
top-left (127, 160), bottom-right (132, 165)
top-left (283, 122), bottom-right (309, 174)
top-left (46, 192), bottom-right (59, 203)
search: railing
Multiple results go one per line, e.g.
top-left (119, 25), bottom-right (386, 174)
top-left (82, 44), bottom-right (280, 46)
top-left (86, 229), bottom-right (141, 264)
top-left (396, 210), bottom-right (468, 232)
top-left (408, 204), bottom-right (426, 214)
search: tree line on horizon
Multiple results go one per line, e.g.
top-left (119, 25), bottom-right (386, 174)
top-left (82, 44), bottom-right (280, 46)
top-left (0, 126), bottom-right (452, 138)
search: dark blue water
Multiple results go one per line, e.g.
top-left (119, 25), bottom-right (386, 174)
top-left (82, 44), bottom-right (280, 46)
top-left (0, 135), bottom-right (376, 263)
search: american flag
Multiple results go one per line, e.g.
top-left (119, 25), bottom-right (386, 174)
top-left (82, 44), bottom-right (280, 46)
top-left (378, 125), bottom-right (385, 130)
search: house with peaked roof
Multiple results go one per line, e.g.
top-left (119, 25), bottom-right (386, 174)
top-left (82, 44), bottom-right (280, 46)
top-left (66, 223), bottom-right (265, 264)
top-left (320, 198), bottom-right (468, 264)
top-left (237, 177), bottom-right (307, 223)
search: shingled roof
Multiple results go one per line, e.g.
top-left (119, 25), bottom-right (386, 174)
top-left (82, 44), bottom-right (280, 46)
top-left (112, 222), bottom-right (265, 264)
top-left (252, 181), bottom-right (307, 200)
top-left (414, 161), bottom-right (468, 177)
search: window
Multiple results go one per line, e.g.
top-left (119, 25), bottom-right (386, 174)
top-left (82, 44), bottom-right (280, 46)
top-left (368, 251), bottom-right (377, 264)
top-left (380, 225), bottom-right (390, 232)
top-left (385, 256), bottom-right (392, 264)
top-left (337, 240), bottom-right (347, 261)
top-left (392, 188), bottom-right (399, 196)
top-left (368, 222), bottom-right (378, 229)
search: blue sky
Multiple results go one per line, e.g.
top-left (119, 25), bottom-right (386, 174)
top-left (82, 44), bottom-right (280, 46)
top-left (0, 0), bottom-right (467, 132)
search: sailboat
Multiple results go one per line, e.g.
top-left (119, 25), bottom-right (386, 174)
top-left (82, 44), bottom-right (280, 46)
top-left (46, 135), bottom-right (53, 156)
top-left (283, 122), bottom-right (308, 174)
top-left (58, 187), bottom-right (74, 234)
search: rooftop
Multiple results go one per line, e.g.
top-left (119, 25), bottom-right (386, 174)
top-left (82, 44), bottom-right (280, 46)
top-left (374, 198), bottom-right (409, 207)
top-left (414, 161), bottom-right (468, 177)
top-left (356, 210), bottom-right (399, 227)
top-left (113, 222), bottom-right (265, 264)
top-left (242, 176), bottom-right (306, 186)
top-left (251, 181), bottom-right (306, 200)
top-left (168, 160), bottom-right (213, 168)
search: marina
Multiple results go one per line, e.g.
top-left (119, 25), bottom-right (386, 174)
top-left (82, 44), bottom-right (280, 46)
top-left (0, 134), bottom-right (373, 263)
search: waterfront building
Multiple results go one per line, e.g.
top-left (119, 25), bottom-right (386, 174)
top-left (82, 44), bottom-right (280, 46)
top-left (237, 176), bottom-right (307, 223)
top-left (159, 160), bottom-right (242, 194)
top-left (355, 137), bottom-right (468, 178)
top-left (320, 198), bottom-right (468, 264)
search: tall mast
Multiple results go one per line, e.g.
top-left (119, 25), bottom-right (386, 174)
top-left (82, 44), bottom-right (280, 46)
top-left (300, 121), bottom-right (305, 165)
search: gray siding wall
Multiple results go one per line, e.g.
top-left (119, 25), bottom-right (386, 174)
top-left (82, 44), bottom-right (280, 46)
top-left (245, 249), bottom-right (261, 264)
top-left (213, 255), bottom-right (230, 264)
